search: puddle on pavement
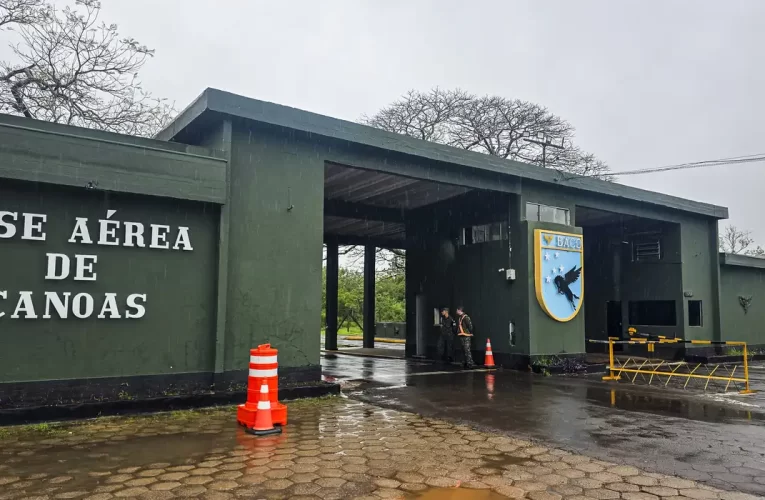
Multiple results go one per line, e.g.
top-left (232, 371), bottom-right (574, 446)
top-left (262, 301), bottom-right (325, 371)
top-left (586, 386), bottom-right (765, 423)
top-left (414, 487), bottom-right (510, 499)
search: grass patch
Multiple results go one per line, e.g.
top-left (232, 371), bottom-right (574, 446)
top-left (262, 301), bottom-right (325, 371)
top-left (531, 355), bottom-right (588, 374)
top-left (725, 346), bottom-right (765, 359)
top-left (321, 326), bottom-right (364, 337)
top-left (287, 395), bottom-right (338, 408)
top-left (0, 421), bottom-right (72, 440)
top-left (122, 406), bottom-right (236, 425)
top-left (532, 355), bottom-right (560, 367)
top-left (165, 407), bottom-right (236, 421)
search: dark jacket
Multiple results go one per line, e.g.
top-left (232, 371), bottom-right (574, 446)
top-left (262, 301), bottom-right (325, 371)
top-left (440, 316), bottom-right (457, 336)
top-left (457, 313), bottom-right (474, 336)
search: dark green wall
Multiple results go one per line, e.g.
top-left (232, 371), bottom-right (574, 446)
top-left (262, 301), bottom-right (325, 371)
top-left (583, 221), bottom-right (682, 340)
top-left (406, 192), bottom-right (521, 356)
top-left (622, 221), bottom-right (682, 338)
top-left (719, 264), bottom-right (765, 345)
top-left (175, 118), bottom-right (326, 374)
top-left (520, 179), bottom-right (720, 344)
top-left (222, 122), bottom-right (324, 372)
top-left (525, 221), bottom-right (585, 355)
top-left (451, 241), bottom-right (513, 353)
top-left (680, 219), bottom-right (721, 341)
top-left (0, 180), bottom-right (219, 383)
top-left (405, 176), bottom-right (722, 359)
top-left (582, 225), bottom-right (618, 341)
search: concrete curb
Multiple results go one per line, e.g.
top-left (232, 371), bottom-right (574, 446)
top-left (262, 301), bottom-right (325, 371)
top-left (0, 383), bottom-right (340, 426)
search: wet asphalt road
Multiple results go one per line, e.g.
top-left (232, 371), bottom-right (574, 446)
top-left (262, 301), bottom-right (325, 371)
top-left (322, 353), bottom-right (765, 496)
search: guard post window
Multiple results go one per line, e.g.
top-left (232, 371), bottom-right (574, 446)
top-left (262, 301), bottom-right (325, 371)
top-left (688, 300), bottom-right (702, 327)
top-left (526, 202), bottom-right (570, 225)
top-left (628, 300), bottom-right (677, 326)
top-left (460, 222), bottom-right (507, 246)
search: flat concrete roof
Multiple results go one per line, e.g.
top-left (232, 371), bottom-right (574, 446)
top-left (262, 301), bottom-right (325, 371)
top-left (720, 253), bottom-right (765, 269)
top-left (159, 88), bottom-right (729, 220)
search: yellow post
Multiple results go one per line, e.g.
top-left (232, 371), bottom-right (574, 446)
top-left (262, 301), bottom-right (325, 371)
top-left (740, 343), bottom-right (755, 394)
top-left (602, 337), bottom-right (620, 381)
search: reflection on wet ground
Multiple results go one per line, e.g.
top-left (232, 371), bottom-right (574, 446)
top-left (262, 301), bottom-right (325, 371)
top-left (324, 354), bottom-right (765, 496)
top-left (415, 487), bottom-right (509, 499)
top-left (332, 338), bottom-right (406, 351)
top-left (0, 398), bottom-right (750, 499)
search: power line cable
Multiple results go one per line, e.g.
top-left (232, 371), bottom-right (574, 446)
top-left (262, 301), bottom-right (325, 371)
top-left (556, 153), bottom-right (765, 182)
top-left (615, 154), bottom-right (765, 176)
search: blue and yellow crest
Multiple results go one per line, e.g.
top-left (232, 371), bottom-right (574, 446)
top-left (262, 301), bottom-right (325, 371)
top-left (534, 229), bottom-right (584, 322)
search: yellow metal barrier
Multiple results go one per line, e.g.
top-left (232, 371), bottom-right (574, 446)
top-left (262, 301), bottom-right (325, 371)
top-left (592, 336), bottom-right (756, 395)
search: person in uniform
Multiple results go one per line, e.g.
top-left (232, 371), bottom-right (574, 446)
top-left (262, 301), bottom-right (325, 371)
top-left (456, 306), bottom-right (476, 369)
top-left (437, 307), bottom-right (456, 363)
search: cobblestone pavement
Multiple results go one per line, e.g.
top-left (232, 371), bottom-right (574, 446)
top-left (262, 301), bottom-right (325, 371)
top-left (0, 398), bottom-right (760, 499)
top-left (323, 355), bottom-right (765, 496)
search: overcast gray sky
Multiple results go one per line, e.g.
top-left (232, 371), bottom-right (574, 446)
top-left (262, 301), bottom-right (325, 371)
top-left (99, 1), bottom-right (765, 243)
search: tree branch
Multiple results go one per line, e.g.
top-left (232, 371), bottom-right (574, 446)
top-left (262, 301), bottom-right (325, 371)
top-left (0, 0), bottom-right (174, 136)
top-left (362, 87), bottom-right (612, 180)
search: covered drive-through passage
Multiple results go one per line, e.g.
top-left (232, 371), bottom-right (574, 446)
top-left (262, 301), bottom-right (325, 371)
top-left (157, 88), bottom-right (728, 378)
top-left (0, 86), bottom-right (752, 409)
top-left (323, 162), bottom-right (470, 353)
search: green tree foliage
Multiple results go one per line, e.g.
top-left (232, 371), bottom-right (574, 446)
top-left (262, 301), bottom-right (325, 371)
top-left (375, 271), bottom-right (405, 322)
top-left (322, 253), bottom-right (405, 330)
top-left (337, 267), bottom-right (364, 326)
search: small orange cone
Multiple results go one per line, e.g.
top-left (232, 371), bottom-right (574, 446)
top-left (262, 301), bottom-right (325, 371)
top-left (246, 383), bottom-right (282, 436)
top-left (484, 338), bottom-right (496, 367)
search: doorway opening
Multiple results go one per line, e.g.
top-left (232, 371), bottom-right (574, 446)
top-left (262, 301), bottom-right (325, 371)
top-left (322, 162), bottom-right (470, 361)
top-left (577, 206), bottom-right (683, 353)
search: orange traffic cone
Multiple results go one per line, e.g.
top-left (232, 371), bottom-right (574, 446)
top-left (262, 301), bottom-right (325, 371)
top-left (246, 383), bottom-right (282, 436)
top-left (484, 339), bottom-right (496, 367)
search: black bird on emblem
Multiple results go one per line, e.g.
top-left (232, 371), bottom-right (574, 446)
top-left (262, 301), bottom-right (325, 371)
top-left (554, 266), bottom-right (582, 310)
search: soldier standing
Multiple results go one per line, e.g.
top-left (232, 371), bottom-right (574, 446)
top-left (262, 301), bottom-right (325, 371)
top-left (437, 307), bottom-right (456, 363)
top-left (456, 306), bottom-right (476, 369)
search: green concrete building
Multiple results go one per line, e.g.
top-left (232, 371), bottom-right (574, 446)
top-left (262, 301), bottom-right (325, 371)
top-left (0, 88), bottom-right (762, 405)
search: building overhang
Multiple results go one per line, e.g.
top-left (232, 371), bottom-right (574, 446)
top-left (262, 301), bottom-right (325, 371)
top-left (720, 253), bottom-right (765, 270)
top-left (158, 87), bottom-right (729, 221)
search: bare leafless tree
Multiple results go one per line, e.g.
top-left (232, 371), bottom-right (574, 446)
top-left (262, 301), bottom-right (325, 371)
top-left (0, 0), bottom-right (44, 27)
top-left (362, 88), bottom-right (613, 181)
top-left (0, 0), bottom-right (173, 136)
top-left (363, 88), bottom-right (472, 143)
top-left (323, 245), bottom-right (405, 276)
top-left (719, 225), bottom-right (765, 257)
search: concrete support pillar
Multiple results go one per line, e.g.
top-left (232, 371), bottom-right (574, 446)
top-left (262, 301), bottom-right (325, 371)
top-left (325, 242), bottom-right (339, 351)
top-left (363, 244), bottom-right (376, 349)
